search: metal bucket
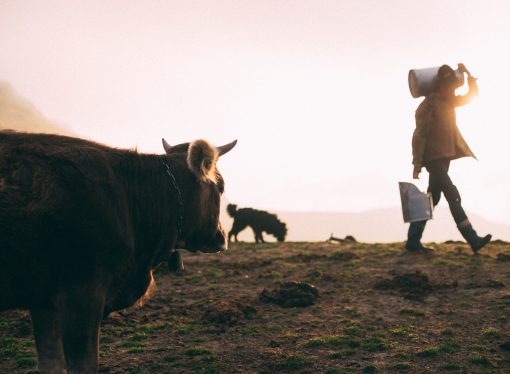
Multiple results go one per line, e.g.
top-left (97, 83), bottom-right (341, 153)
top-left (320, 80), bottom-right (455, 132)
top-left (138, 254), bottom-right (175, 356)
top-left (399, 182), bottom-right (433, 223)
top-left (408, 66), bottom-right (464, 98)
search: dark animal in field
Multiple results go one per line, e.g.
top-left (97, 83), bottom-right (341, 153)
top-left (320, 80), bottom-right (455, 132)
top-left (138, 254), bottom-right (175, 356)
top-left (0, 131), bottom-right (236, 373)
top-left (227, 204), bottom-right (287, 243)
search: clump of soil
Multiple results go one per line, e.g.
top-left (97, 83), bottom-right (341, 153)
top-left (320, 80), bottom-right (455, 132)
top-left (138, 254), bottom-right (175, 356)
top-left (496, 252), bottom-right (510, 262)
top-left (373, 271), bottom-right (433, 300)
top-left (259, 281), bottom-right (319, 307)
top-left (202, 300), bottom-right (256, 326)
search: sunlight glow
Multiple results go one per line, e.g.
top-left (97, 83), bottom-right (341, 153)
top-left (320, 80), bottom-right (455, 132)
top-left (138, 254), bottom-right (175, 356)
top-left (1, 0), bottom-right (510, 236)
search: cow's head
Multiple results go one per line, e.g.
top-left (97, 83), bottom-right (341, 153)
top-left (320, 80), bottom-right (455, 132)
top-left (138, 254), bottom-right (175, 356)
top-left (162, 138), bottom-right (236, 253)
top-left (275, 222), bottom-right (287, 242)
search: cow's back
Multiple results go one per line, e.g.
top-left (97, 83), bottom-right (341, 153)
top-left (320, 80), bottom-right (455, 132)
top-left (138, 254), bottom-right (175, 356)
top-left (0, 131), bottom-right (131, 310)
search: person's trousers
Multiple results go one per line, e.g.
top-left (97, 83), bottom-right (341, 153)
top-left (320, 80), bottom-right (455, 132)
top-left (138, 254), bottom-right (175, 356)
top-left (425, 159), bottom-right (468, 225)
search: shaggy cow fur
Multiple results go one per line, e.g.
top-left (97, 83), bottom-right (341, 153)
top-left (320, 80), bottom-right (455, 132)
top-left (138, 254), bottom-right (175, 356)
top-left (227, 204), bottom-right (287, 243)
top-left (0, 130), bottom-right (236, 373)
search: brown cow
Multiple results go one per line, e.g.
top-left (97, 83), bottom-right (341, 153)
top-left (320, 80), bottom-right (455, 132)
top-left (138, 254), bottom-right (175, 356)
top-left (0, 131), bottom-right (236, 373)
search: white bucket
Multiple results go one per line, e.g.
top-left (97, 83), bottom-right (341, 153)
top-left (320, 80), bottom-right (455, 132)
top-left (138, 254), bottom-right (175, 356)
top-left (408, 66), bottom-right (464, 98)
top-left (399, 182), bottom-right (433, 223)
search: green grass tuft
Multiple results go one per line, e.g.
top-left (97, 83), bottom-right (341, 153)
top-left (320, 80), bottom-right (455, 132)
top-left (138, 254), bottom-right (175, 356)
top-left (481, 327), bottom-right (501, 339)
top-left (183, 347), bottom-right (213, 357)
top-left (305, 334), bottom-right (360, 349)
top-left (439, 341), bottom-right (460, 353)
top-left (363, 365), bottom-right (378, 373)
top-left (344, 306), bottom-right (359, 316)
top-left (15, 354), bottom-right (36, 369)
top-left (469, 355), bottom-right (491, 366)
top-left (440, 363), bottom-right (462, 371)
top-left (344, 325), bottom-right (363, 336)
top-left (327, 349), bottom-right (357, 359)
top-left (361, 337), bottom-right (388, 352)
top-left (272, 354), bottom-right (312, 371)
top-left (390, 326), bottom-right (415, 338)
top-left (390, 362), bottom-right (412, 371)
top-left (416, 346), bottom-right (439, 358)
top-left (399, 309), bottom-right (425, 317)
top-left (440, 328), bottom-right (455, 336)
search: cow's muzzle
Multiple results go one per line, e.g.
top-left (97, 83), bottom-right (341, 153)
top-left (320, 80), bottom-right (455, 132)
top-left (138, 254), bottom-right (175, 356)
top-left (179, 230), bottom-right (228, 253)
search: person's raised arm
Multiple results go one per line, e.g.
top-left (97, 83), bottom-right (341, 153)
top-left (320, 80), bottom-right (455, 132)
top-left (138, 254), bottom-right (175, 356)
top-left (454, 63), bottom-right (478, 107)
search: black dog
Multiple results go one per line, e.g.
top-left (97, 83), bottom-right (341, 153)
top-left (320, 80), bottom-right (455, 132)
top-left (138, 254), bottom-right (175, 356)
top-left (227, 204), bottom-right (287, 243)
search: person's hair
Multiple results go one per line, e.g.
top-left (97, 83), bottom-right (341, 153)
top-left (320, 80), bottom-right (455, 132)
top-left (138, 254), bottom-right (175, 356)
top-left (437, 64), bottom-right (458, 88)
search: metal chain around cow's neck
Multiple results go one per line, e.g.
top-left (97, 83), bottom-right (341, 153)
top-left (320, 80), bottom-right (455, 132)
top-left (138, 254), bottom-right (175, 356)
top-left (162, 160), bottom-right (184, 238)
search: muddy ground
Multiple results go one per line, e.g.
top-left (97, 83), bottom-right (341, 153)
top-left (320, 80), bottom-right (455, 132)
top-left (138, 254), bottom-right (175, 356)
top-left (1, 241), bottom-right (510, 373)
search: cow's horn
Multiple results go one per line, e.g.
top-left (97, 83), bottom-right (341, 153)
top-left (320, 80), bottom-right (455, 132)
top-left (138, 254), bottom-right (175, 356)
top-left (162, 138), bottom-right (172, 154)
top-left (217, 140), bottom-right (237, 156)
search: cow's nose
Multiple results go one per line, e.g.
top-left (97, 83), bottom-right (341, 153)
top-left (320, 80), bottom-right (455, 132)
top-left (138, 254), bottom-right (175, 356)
top-left (215, 228), bottom-right (227, 248)
top-left (216, 242), bottom-right (227, 251)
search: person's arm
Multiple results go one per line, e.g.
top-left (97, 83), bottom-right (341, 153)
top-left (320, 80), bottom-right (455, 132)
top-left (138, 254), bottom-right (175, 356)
top-left (454, 63), bottom-right (479, 107)
top-left (412, 100), bottom-right (431, 178)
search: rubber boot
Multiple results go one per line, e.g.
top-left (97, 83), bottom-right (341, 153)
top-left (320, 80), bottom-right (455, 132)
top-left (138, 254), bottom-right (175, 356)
top-left (458, 220), bottom-right (492, 254)
top-left (405, 220), bottom-right (433, 252)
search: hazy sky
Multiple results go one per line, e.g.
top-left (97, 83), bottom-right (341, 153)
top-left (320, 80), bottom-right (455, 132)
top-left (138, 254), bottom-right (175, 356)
top-left (1, 0), bottom-right (510, 225)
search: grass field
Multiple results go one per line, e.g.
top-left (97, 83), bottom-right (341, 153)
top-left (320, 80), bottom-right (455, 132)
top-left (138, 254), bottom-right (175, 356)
top-left (1, 241), bottom-right (510, 373)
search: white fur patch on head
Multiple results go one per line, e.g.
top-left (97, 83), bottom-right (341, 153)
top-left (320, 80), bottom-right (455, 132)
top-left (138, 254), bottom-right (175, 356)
top-left (187, 139), bottom-right (219, 183)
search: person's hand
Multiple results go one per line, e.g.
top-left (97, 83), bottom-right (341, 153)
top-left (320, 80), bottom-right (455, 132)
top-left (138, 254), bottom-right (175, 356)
top-left (413, 168), bottom-right (420, 179)
top-left (458, 63), bottom-right (471, 77)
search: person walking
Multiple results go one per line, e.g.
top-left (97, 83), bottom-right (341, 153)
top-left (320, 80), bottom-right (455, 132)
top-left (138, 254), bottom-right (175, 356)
top-left (407, 63), bottom-right (491, 254)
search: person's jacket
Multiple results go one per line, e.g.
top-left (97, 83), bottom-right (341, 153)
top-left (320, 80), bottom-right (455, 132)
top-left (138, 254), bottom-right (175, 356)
top-left (412, 76), bottom-right (478, 171)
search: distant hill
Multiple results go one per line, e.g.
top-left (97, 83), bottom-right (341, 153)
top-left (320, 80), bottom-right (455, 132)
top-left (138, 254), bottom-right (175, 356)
top-left (220, 206), bottom-right (510, 243)
top-left (0, 82), bottom-right (70, 135)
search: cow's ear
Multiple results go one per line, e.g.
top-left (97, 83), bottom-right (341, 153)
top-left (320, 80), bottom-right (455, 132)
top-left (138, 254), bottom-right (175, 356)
top-left (187, 139), bottom-right (219, 183)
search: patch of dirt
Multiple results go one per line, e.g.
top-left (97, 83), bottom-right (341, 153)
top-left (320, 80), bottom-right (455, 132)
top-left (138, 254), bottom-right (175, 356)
top-left (201, 300), bottom-right (256, 326)
top-left (373, 271), bottom-right (433, 300)
top-left (259, 281), bottom-right (319, 307)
